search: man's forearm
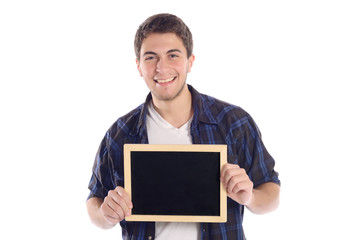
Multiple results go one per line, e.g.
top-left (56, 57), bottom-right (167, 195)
top-left (86, 197), bottom-right (117, 229)
top-left (246, 182), bottom-right (280, 214)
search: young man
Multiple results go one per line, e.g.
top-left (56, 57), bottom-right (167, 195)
top-left (87, 13), bottom-right (280, 240)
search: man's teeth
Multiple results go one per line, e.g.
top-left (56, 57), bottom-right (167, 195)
top-left (156, 77), bottom-right (175, 83)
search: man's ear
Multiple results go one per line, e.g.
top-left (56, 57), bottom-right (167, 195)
top-left (136, 58), bottom-right (143, 77)
top-left (187, 54), bottom-right (195, 73)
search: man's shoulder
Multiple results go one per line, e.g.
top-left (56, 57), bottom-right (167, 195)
top-left (199, 92), bottom-right (250, 122)
top-left (199, 93), bottom-right (260, 139)
top-left (107, 103), bottom-right (145, 137)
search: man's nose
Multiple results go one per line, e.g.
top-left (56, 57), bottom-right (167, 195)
top-left (156, 58), bottom-right (170, 73)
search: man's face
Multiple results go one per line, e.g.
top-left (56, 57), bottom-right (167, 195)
top-left (136, 33), bottom-right (194, 102)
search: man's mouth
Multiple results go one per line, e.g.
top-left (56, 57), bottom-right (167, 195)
top-left (154, 76), bottom-right (176, 84)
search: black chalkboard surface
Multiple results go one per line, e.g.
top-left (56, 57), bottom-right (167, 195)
top-left (124, 144), bottom-right (227, 222)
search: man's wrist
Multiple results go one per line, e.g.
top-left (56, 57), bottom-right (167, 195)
top-left (244, 190), bottom-right (257, 212)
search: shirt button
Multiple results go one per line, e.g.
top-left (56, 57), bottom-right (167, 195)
top-left (148, 236), bottom-right (153, 240)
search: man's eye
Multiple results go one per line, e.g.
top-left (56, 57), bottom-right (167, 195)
top-left (145, 56), bottom-right (155, 61)
top-left (169, 54), bottom-right (178, 58)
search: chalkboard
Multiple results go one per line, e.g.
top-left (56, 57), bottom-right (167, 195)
top-left (123, 144), bottom-right (227, 222)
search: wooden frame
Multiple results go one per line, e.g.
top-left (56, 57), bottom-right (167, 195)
top-left (124, 144), bottom-right (227, 223)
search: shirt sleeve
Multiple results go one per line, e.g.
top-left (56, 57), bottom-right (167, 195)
top-left (242, 116), bottom-right (280, 188)
top-left (87, 135), bottom-right (115, 200)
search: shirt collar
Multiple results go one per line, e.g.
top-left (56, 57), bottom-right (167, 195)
top-left (132, 84), bottom-right (218, 136)
top-left (188, 84), bottom-right (218, 125)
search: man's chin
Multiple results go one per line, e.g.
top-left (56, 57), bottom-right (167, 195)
top-left (152, 82), bottom-right (187, 102)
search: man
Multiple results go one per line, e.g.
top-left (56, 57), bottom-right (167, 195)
top-left (87, 13), bottom-right (280, 240)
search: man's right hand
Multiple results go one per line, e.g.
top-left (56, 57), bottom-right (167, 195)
top-left (87, 186), bottom-right (133, 229)
top-left (100, 186), bottom-right (133, 225)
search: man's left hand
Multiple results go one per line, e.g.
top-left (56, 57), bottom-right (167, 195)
top-left (220, 163), bottom-right (254, 206)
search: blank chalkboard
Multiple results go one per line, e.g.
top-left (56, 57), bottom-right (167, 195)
top-left (124, 144), bottom-right (227, 222)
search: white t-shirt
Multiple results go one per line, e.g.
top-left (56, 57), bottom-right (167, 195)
top-left (146, 102), bottom-right (200, 240)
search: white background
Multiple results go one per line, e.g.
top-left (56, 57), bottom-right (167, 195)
top-left (1, 0), bottom-right (359, 239)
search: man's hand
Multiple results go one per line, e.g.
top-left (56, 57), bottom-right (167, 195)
top-left (220, 163), bottom-right (254, 206)
top-left (220, 163), bottom-right (280, 214)
top-left (100, 186), bottom-right (133, 225)
top-left (87, 186), bottom-right (133, 229)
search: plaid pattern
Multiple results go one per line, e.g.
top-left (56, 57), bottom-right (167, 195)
top-left (88, 85), bottom-right (280, 240)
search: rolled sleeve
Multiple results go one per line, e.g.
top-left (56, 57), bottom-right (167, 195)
top-left (243, 117), bottom-right (280, 188)
top-left (87, 137), bottom-right (114, 200)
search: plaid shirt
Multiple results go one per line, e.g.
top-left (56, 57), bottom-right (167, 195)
top-left (88, 85), bottom-right (280, 240)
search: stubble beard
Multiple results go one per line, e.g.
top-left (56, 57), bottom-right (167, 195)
top-left (153, 78), bottom-right (187, 102)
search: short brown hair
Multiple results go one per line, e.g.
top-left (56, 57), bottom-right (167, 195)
top-left (134, 13), bottom-right (193, 60)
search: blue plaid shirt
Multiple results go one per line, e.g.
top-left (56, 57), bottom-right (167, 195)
top-left (88, 85), bottom-right (280, 240)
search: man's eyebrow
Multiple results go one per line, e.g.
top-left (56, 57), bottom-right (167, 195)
top-left (142, 51), bottom-right (157, 57)
top-left (142, 49), bottom-right (182, 57)
top-left (167, 49), bottom-right (182, 54)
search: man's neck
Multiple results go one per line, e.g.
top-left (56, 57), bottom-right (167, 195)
top-left (152, 86), bottom-right (193, 128)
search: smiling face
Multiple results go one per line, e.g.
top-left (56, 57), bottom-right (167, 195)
top-left (136, 33), bottom-right (195, 102)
